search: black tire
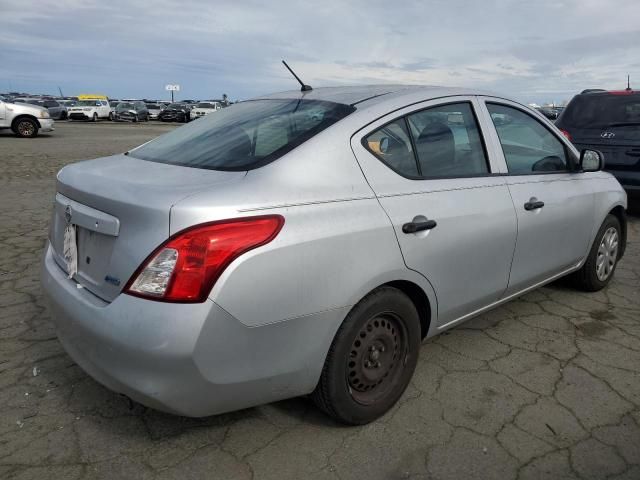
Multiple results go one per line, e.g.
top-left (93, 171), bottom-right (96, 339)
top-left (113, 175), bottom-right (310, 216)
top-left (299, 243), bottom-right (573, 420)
top-left (109, 112), bottom-right (114, 121)
top-left (133, 114), bottom-right (138, 123)
top-left (12, 118), bottom-right (39, 138)
top-left (92, 113), bottom-right (98, 122)
top-left (312, 286), bottom-right (421, 425)
top-left (60, 111), bottom-right (67, 120)
top-left (572, 214), bottom-right (622, 291)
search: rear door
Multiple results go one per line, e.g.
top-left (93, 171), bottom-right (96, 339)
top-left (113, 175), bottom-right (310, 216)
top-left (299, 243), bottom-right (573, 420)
top-left (351, 97), bottom-right (517, 327)
top-left (479, 98), bottom-right (595, 294)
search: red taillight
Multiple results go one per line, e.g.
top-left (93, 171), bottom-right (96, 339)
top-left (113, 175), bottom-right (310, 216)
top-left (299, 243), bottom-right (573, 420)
top-left (559, 129), bottom-right (572, 141)
top-left (125, 215), bottom-right (284, 303)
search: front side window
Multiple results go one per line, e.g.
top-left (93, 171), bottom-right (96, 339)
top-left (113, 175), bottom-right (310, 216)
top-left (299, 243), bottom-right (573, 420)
top-left (130, 99), bottom-right (354, 170)
top-left (487, 103), bottom-right (569, 174)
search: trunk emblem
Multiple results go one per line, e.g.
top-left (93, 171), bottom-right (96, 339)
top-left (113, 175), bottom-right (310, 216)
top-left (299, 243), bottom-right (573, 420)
top-left (601, 132), bottom-right (615, 138)
top-left (64, 205), bottom-right (73, 223)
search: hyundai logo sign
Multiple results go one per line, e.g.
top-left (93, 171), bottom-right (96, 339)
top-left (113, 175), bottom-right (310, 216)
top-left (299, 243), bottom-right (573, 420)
top-left (600, 132), bottom-right (616, 139)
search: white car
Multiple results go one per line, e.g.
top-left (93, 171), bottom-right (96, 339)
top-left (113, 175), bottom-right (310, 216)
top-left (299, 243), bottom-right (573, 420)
top-left (67, 99), bottom-right (111, 122)
top-left (190, 101), bottom-right (222, 120)
top-left (0, 97), bottom-right (54, 137)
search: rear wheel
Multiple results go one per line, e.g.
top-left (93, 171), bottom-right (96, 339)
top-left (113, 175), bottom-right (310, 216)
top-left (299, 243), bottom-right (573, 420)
top-left (572, 214), bottom-right (621, 291)
top-left (133, 114), bottom-right (139, 123)
top-left (312, 286), bottom-right (421, 425)
top-left (92, 113), bottom-right (98, 122)
top-left (108, 112), bottom-right (114, 121)
top-left (13, 118), bottom-right (39, 138)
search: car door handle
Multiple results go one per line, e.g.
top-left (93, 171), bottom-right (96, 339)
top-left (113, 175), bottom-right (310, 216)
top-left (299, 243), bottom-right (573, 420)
top-left (402, 219), bottom-right (437, 234)
top-left (524, 199), bottom-right (545, 211)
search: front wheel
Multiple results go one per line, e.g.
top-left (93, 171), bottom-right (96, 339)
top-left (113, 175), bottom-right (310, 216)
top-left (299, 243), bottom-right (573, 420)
top-left (92, 113), bottom-right (98, 122)
top-left (312, 286), bottom-right (421, 425)
top-left (572, 214), bottom-right (622, 291)
top-left (13, 118), bottom-right (39, 138)
top-left (133, 114), bottom-right (138, 123)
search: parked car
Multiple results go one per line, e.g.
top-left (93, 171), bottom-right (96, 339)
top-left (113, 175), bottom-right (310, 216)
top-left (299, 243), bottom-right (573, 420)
top-left (15, 98), bottom-right (68, 120)
top-left (538, 106), bottom-right (559, 120)
top-left (0, 97), bottom-right (54, 137)
top-left (114, 101), bottom-right (149, 122)
top-left (41, 85), bottom-right (627, 425)
top-left (59, 99), bottom-right (77, 109)
top-left (67, 98), bottom-right (111, 121)
top-left (556, 88), bottom-right (640, 193)
top-left (190, 101), bottom-right (222, 120)
top-left (158, 103), bottom-right (191, 122)
top-left (145, 103), bottom-right (164, 120)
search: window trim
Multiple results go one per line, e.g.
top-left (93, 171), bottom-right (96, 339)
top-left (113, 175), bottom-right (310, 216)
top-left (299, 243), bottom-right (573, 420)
top-left (485, 101), bottom-right (579, 176)
top-left (361, 100), bottom-right (493, 181)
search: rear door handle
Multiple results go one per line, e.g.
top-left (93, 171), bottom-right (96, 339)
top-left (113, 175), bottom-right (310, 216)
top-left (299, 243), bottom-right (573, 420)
top-left (524, 198), bottom-right (545, 211)
top-left (402, 219), bottom-right (437, 234)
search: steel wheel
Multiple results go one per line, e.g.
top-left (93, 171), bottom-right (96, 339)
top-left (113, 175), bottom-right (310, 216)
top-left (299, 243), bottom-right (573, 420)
top-left (347, 312), bottom-right (408, 406)
top-left (596, 227), bottom-right (618, 281)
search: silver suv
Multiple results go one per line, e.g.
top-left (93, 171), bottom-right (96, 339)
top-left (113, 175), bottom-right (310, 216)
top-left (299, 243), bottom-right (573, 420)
top-left (0, 97), bottom-right (55, 137)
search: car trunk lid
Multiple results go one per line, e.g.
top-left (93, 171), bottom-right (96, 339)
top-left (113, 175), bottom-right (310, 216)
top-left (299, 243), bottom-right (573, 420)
top-left (51, 154), bottom-right (245, 302)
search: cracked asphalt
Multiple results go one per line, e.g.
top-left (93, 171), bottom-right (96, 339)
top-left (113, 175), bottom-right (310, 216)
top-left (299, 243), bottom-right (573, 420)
top-left (1, 122), bottom-right (639, 480)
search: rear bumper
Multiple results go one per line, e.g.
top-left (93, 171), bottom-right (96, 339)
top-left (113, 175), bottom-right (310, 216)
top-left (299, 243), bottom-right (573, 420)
top-left (41, 242), bottom-right (341, 416)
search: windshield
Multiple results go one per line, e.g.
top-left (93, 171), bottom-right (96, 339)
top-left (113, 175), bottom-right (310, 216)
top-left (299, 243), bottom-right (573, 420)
top-left (117, 103), bottom-right (135, 110)
top-left (76, 100), bottom-right (102, 106)
top-left (146, 104), bottom-right (161, 109)
top-left (561, 94), bottom-right (640, 128)
top-left (167, 103), bottom-right (186, 109)
top-left (196, 103), bottom-right (215, 108)
top-left (130, 99), bottom-right (355, 171)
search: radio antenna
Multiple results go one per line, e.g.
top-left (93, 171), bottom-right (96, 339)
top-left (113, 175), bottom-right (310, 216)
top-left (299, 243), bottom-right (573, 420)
top-left (627, 74), bottom-right (631, 91)
top-left (282, 60), bottom-right (312, 92)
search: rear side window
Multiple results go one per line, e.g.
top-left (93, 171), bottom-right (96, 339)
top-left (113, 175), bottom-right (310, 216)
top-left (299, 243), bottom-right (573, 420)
top-left (130, 99), bottom-right (354, 170)
top-left (487, 103), bottom-right (568, 174)
top-left (364, 102), bottom-right (488, 178)
top-left (407, 103), bottom-right (488, 177)
top-left (364, 119), bottom-right (418, 177)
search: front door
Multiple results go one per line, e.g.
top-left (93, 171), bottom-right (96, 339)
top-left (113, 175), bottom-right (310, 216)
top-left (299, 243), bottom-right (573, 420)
top-left (480, 100), bottom-right (595, 294)
top-left (351, 98), bottom-right (518, 327)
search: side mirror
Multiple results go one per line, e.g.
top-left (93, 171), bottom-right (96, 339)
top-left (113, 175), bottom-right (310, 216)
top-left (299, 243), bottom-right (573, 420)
top-left (580, 149), bottom-right (604, 172)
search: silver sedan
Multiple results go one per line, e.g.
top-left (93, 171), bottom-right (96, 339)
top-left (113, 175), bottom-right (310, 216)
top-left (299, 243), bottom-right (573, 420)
top-left (41, 85), bottom-right (627, 424)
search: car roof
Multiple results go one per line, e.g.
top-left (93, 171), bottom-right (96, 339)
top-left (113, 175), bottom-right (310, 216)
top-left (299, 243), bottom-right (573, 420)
top-left (251, 85), bottom-right (496, 108)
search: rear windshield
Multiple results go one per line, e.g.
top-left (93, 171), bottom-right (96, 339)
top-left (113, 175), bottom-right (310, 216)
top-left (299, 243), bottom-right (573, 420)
top-left (560, 94), bottom-right (640, 128)
top-left (129, 99), bottom-right (355, 171)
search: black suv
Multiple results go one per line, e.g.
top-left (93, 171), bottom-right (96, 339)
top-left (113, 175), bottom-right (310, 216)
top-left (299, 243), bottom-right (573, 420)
top-left (556, 89), bottom-right (640, 193)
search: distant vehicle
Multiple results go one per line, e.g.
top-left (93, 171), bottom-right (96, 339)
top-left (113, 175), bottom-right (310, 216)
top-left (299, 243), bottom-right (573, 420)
top-left (158, 103), bottom-right (191, 122)
top-left (190, 101), bottom-right (222, 119)
top-left (538, 107), bottom-right (559, 120)
top-left (67, 97), bottom-right (111, 122)
top-left (15, 98), bottom-right (67, 120)
top-left (557, 87), bottom-right (640, 193)
top-left (114, 101), bottom-right (149, 122)
top-left (0, 96), bottom-right (54, 137)
top-left (108, 100), bottom-right (120, 121)
top-left (145, 103), bottom-right (164, 120)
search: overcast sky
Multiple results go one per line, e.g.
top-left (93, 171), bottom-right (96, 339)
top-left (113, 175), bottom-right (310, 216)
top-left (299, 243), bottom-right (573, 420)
top-left (2, 0), bottom-right (639, 104)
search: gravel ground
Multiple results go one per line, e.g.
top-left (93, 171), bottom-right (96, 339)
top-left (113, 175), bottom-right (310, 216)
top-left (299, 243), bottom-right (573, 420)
top-left (1, 121), bottom-right (639, 480)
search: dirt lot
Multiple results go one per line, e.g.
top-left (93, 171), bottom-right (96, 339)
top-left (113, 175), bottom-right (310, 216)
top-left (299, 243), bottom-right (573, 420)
top-left (1, 121), bottom-right (639, 480)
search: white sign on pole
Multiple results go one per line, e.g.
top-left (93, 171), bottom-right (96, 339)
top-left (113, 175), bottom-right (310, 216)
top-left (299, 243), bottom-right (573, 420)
top-left (165, 84), bottom-right (181, 91)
